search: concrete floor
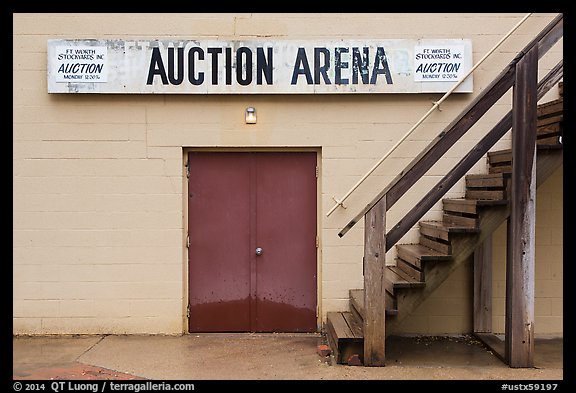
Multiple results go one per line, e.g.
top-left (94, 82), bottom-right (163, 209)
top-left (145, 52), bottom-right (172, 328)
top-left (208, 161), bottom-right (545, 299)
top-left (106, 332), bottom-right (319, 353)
top-left (13, 333), bottom-right (563, 380)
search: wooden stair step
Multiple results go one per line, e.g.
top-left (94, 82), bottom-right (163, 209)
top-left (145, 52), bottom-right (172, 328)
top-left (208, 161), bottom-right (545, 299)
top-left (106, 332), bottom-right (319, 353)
top-left (386, 265), bottom-right (425, 288)
top-left (487, 143), bottom-right (563, 173)
top-left (536, 102), bottom-right (563, 145)
top-left (396, 242), bottom-right (450, 281)
top-left (443, 198), bottom-right (479, 214)
top-left (537, 97), bottom-right (563, 118)
top-left (488, 149), bottom-right (512, 165)
top-left (465, 172), bottom-right (509, 188)
top-left (349, 288), bottom-right (398, 318)
top-left (396, 243), bottom-right (450, 268)
top-left (486, 143), bottom-right (565, 168)
top-left (443, 213), bottom-right (478, 228)
top-left (465, 189), bottom-right (506, 200)
top-left (487, 150), bottom-right (512, 174)
top-left (538, 114), bottom-right (563, 127)
top-left (396, 257), bottom-right (425, 281)
top-left (419, 220), bottom-right (479, 241)
top-left (488, 165), bottom-right (511, 174)
top-left (537, 135), bottom-right (562, 145)
top-left (537, 121), bottom-right (561, 136)
top-left (534, 143), bottom-right (563, 151)
top-left (442, 198), bottom-right (508, 215)
top-left (420, 234), bottom-right (451, 254)
top-left (325, 311), bottom-right (364, 365)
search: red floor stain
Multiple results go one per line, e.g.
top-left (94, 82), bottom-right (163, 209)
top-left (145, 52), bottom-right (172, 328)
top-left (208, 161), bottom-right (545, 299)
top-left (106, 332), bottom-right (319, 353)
top-left (13, 362), bottom-right (145, 380)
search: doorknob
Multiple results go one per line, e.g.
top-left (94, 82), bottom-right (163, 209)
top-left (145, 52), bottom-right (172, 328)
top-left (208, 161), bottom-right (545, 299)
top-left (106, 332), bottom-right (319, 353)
top-left (255, 247), bottom-right (263, 256)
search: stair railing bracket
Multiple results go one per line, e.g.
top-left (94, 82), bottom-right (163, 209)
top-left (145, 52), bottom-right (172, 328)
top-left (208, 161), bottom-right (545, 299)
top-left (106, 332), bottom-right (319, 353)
top-left (332, 196), bottom-right (347, 209)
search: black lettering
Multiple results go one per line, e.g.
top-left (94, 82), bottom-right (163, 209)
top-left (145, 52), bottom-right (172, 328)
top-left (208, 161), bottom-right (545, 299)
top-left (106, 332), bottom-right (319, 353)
top-left (57, 63), bottom-right (103, 74)
top-left (256, 47), bottom-right (273, 85)
top-left (188, 47), bottom-right (204, 85)
top-left (352, 47), bottom-right (370, 84)
top-left (291, 48), bottom-right (313, 85)
top-left (225, 47), bottom-right (232, 85)
top-left (335, 47), bottom-right (349, 85)
top-left (167, 47), bottom-right (184, 85)
top-left (236, 47), bottom-right (252, 86)
top-left (416, 62), bottom-right (461, 75)
top-left (314, 48), bottom-right (331, 85)
top-left (147, 47), bottom-right (168, 85)
top-left (370, 47), bottom-right (392, 85)
top-left (207, 48), bottom-right (222, 85)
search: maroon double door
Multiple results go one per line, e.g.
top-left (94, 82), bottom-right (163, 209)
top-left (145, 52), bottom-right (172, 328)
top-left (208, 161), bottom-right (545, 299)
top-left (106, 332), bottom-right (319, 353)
top-left (187, 152), bottom-right (317, 332)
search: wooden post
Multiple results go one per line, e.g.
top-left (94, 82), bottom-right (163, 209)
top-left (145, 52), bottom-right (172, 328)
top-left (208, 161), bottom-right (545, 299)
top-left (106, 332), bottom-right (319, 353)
top-left (474, 237), bottom-right (493, 333)
top-left (363, 196), bottom-right (386, 366)
top-left (505, 44), bottom-right (538, 368)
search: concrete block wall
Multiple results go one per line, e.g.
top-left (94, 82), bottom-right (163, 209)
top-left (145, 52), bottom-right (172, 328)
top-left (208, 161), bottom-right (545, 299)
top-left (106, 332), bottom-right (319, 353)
top-left (13, 13), bottom-right (563, 334)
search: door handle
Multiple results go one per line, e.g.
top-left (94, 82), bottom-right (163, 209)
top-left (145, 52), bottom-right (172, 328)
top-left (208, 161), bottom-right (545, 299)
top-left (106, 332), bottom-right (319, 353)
top-left (255, 247), bottom-right (263, 256)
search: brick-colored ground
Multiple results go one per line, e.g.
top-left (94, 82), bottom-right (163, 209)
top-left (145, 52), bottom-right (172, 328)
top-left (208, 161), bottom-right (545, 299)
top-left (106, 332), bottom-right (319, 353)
top-left (13, 361), bottom-right (145, 380)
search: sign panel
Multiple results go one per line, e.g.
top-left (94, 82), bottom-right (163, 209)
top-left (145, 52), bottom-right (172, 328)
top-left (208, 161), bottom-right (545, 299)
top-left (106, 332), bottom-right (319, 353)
top-left (47, 39), bottom-right (473, 94)
top-left (51, 46), bottom-right (108, 83)
top-left (413, 44), bottom-right (466, 82)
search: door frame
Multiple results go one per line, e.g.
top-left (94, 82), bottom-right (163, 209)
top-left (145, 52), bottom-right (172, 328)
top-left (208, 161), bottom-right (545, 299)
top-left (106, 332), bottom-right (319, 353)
top-left (182, 147), bottom-right (322, 333)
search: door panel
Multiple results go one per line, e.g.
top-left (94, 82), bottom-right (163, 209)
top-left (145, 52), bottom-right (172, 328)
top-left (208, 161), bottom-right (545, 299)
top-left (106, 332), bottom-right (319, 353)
top-left (188, 153), bottom-right (252, 332)
top-left (188, 151), bottom-right (317, 333)
top-left (254, 153), bottom-right (318, 332)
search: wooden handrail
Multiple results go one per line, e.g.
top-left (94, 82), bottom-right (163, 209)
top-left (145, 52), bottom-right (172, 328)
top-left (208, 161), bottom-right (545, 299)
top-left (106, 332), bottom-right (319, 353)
top-left (338, 13), bottom-right (563, 239)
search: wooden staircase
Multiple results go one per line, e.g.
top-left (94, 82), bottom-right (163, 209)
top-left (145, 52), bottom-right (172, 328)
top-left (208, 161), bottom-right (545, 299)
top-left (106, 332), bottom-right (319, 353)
top-left (326, 84), bottom-right (563, 366)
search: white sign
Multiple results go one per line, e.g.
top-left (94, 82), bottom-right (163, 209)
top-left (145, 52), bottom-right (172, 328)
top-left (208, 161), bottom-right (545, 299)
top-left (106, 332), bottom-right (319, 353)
top-left (51, 46), bottom-right (108, 83)
top-left (47, 39), bottom-right (473, 94)
top-left (413, 44), bottom-right (466, 82)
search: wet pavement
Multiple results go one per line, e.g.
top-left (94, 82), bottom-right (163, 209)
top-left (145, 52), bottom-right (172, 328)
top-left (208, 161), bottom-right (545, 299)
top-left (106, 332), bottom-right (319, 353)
top-left (12, 333), bottom-right (563, 380)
